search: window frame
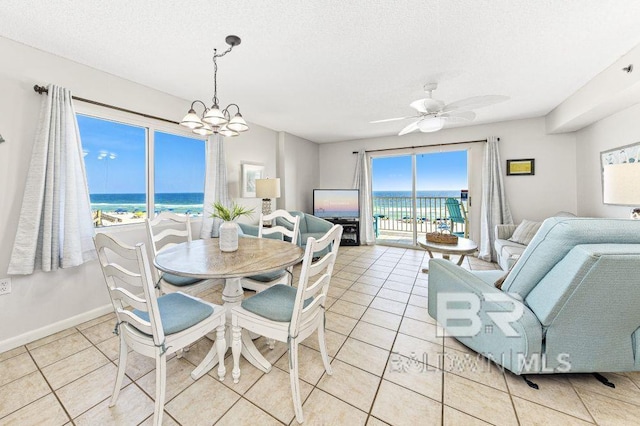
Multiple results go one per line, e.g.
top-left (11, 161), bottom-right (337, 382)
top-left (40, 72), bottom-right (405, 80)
top-left (75, 103), bottom-right (207, 227)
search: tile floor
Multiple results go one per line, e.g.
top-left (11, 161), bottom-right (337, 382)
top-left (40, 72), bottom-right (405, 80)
top-left (1, 244), bottom-right (639, 425)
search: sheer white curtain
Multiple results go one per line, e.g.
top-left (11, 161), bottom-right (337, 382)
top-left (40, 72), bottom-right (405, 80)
top-left (8, 85), bottom-right (95, 274)
top-left (353, 150), bottom-right (375, 245)
top-left (200, 134), bottom-right (230, 238)
top-left (479, 136), bottom-right (513, 261)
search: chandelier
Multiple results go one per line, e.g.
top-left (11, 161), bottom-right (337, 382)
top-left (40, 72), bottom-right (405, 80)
top-left (180, 35), bottom-right (249, 137)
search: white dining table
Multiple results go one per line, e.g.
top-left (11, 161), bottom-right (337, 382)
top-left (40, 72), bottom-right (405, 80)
top-left (154, 237), bottom-right (304, 379)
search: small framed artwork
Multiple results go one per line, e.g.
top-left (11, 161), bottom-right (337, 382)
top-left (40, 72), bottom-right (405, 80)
top-left (241, 163), bottom-right (264, 197)
top-left (506, 159), bottom-right (535, 176)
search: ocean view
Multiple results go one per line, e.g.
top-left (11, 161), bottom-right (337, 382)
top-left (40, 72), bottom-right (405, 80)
top-left (90, 192), bottom-right (204, 215)
top-left (90, 190), bottom-right (464, 224)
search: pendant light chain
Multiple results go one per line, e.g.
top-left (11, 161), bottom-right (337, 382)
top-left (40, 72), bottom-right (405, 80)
top-left (212, 45), bottom-right (235, 107)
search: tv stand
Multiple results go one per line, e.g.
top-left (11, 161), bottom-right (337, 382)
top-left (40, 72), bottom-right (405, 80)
top-left (327, 218), bottom-right (360, 246)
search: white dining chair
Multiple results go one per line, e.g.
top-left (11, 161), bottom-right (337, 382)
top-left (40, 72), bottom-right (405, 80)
top-left (240, 209), bottom-right (301, 293)
top-left (94, 233), bottom-right (226, 426)
top-left (230, 224), bottom-right (343, 423)
top-left (146, 211), bottom-right (218, 295)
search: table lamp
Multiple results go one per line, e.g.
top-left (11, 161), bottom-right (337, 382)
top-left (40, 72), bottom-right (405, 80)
top-left (602, 163), bottom-right (640, 218)
top-left (256, 178), bottom-right (281, 217)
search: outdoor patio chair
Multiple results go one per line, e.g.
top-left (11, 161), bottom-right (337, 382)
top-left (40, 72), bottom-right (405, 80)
top-left (445, 198), bottom-right (468, 238)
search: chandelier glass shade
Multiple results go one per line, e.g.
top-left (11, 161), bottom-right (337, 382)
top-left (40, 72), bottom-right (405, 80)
top-left (180, 35), bottom-right (249, 138)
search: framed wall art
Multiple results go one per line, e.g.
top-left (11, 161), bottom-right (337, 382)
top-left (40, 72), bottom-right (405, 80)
top-left (506, 158), bottom-right (535, 176)
top-left (241, 163), bottom-right (264, 197)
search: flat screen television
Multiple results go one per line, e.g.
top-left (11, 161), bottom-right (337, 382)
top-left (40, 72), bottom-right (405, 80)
top-left (313, 189), bottom-right (360, 220)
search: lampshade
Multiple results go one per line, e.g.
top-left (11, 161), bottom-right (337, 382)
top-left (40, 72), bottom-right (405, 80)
top-left (227, 113), bottom-right (249, 132)
top-left (603, 163), bottom-right (640, 205)
top-left (192, 122), bottom-right (214, 136)
top-left (180, 109), bottom-right (204, 129)
top-left (256, 178), bottom-right (281, 199)
top-left (203, 106), bottom-right (228, 126)
top-left (218, 125), bottom-right (239, 137)
top-left (417, 117), bottom-right (444, 133)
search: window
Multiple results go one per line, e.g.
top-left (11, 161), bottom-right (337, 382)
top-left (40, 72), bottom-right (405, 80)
top-left (154, 131), bottom-right (205, 217)
top-left (77, 114), bottom-right (205, 227)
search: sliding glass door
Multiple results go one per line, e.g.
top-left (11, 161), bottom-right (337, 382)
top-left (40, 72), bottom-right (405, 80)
top-left (371, 150), bottom-right (468, 247)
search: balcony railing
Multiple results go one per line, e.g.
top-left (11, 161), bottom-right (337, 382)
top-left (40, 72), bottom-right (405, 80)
top-left (373, 196), bottom-right (466, 234)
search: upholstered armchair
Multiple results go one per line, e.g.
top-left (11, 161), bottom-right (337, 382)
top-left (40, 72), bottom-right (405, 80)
top-left (428, 217), bottom-right (640, 375)
top-left (239, 210), bottom-right (333, 255)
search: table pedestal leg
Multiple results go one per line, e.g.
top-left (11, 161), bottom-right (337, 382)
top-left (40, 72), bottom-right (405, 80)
top-left (191, 277), bottom-right (271, 380)
top-left (422, 250), bottom-right (435, 273)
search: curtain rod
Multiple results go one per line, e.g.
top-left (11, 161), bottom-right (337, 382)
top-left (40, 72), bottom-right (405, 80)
top-left (352, 138), bottom-right (493, 154)
top-left (33, 85), bottom-right (180, 125)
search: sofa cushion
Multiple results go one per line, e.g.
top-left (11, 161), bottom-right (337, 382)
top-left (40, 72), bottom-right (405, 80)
top-left (508, 220), bottom-right (542, 245)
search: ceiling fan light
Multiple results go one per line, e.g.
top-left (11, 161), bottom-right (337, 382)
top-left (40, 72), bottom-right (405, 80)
top-left (417, 117), bottom-right (444, 133)
top-left (203, 106), bottom-right (228, 126)
top-left (193, 122), bottom-right (214, 136)
top-left (227, 113), bottom-right (249, 132)
top-left (180, 109), bottom-right (204, 129)
top-left (219, 124), bottom-right (239, 137)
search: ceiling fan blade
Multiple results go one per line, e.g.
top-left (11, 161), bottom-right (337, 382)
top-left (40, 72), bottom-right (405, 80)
top-left (370, 116), bottom-right (416, 124)
top-left (410, 98), bottom-right (444, 113)
top-left (442, 95), bottom-right (509, 112)
top-left (398, 121), bottom-right (419, 136)
top-left (441, 110), bottom-right (476, 122)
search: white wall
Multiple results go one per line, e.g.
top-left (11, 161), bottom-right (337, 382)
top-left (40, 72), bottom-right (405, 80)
top-left (0, 37), bottom-right (280, 350)
top-left (277, 131), bottom-right (320, 213)
top-left (575, 102), bottom-right (640, 218)
top-left (319, 117), bottom-right (578, 238)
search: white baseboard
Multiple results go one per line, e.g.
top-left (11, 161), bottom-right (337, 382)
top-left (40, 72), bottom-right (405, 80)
top-left (0, 304), bottom-right (113, 354)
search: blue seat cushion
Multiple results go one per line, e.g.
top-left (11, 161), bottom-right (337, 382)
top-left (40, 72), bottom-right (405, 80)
top-left (133, 293), bottom-right (214, 335)
top-left (241, 284), bottom-right (313, 322)
top-left (246, 269), bottom-right (287, 283)
top-left (162, 273), bottom-right (201, 287)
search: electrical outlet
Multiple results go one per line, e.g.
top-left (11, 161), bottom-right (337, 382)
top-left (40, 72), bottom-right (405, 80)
top-left (0, 278), bottom-right (11, 295)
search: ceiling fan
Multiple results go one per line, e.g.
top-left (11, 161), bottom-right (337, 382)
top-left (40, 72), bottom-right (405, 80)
top-left (371, 83), bottom-right (509, 135)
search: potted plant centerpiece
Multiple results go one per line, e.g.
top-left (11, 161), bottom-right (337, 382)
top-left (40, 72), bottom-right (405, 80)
top-left (210, 201), bottom-right (254, 252)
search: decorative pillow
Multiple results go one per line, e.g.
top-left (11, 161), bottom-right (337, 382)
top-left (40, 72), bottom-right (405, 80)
top-left (508, 219), bottom-right (542, 245)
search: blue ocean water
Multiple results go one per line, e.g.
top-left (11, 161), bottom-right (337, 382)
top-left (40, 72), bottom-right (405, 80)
top-left (90, 192), bottom-right (204, 215)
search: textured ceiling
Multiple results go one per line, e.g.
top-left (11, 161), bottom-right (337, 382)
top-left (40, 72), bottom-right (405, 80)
top-left (2, 0), bottom-right (640, 143)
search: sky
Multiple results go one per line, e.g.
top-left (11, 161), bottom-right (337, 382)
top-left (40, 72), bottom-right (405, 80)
top-left (372, 151), bottom-right (468, 191)
top-left (78, 115), bottom-right (205, 194)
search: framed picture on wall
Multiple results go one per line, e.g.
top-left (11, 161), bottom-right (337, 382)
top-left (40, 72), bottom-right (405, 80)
top-left (506, 158), bottom-right (535, 176)
top-left (241, 163), bottom-right (264, 197)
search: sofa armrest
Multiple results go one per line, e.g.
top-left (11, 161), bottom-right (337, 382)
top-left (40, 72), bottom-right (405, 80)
top-left (304, 214), bottom-right (334, 233)
top-left (427, 259), bottom-right (543, 373)
top-left (495, 224), bottom-right (518, 240)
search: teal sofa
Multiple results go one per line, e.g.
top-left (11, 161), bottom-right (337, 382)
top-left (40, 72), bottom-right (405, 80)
top-left (238, 210), bottom-right (333, 255)
top-left (428, 217), bottom-right (640, 375)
